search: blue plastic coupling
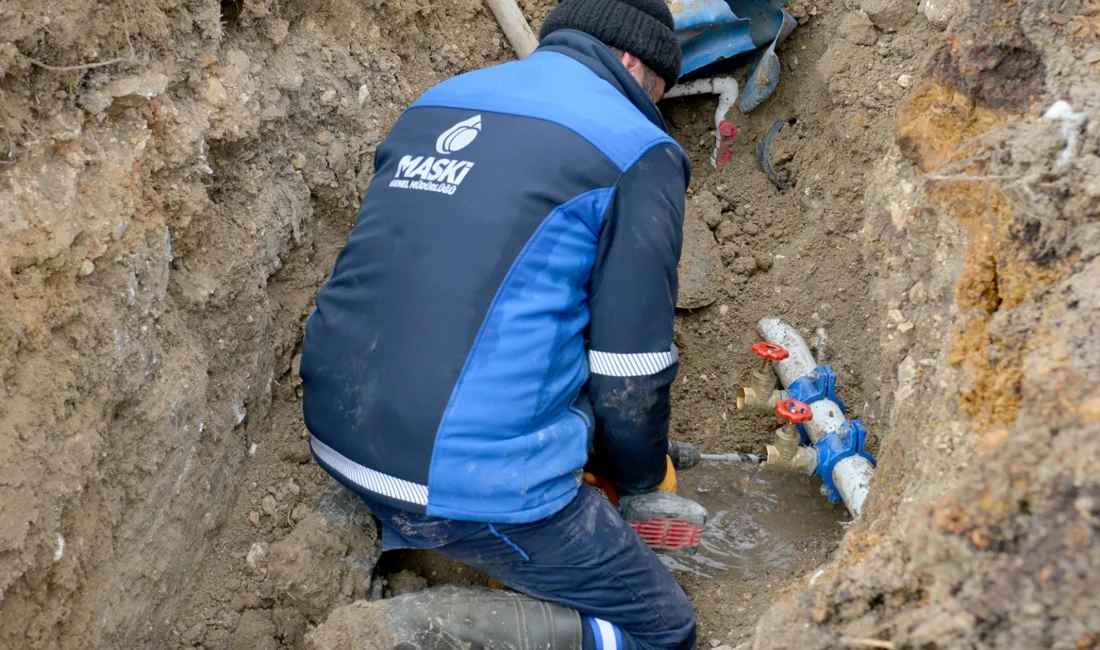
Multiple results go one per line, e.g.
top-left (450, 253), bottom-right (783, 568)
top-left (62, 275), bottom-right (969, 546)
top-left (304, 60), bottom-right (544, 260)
top-left (812, 420), bottom-right (875, 504)
top-left (787, 365), bottom-right (845, 445)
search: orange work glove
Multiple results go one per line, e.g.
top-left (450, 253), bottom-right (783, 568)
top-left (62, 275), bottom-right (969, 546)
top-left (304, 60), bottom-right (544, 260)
top-left (655, 455), bottom-right (677, 494)
top-left (584, 456), bottom-right (678, 505)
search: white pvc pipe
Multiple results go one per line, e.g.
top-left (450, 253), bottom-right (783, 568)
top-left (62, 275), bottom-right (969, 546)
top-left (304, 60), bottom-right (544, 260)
top-left (805, 399), bottom-right (846, 443)
top-left (757, 318), bottom-right (873, 518)
top-left (834, 456), bottom-right (874, 517)
top-left (484, 0), bottom-right (538, 58)
top-left (663, 78), bottom-right (739, 168)
top-left (664, 78), bottom-right (740, 130)
top-left (759, 318), bottom-right (816, 386)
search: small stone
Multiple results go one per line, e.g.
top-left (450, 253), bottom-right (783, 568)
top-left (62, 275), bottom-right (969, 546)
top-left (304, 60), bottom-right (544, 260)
top-left (907, 280), bottom-right (927, 306)
top-left (693, 190), bottom-right (725, 229)
top-left (861, 0), bottom-right (915, 31)
top-left (320, 88), bottom-right (338, 105)
top-left (920, 0), bottom-right (960, 28)
top-left (316, 130), bottom-right (332, 144)
top-left (1074, 496), bottom-right (1097, 517)
top-left (716, 221), bottom-right (740, 242)
top-left (78, 259), bottom-right (95, 276)
top-left (291, 153), bottom-right (307, 170)
top-left (203, 78), bottom-right (227, 107)
top-left (358, 84), bottom-right (372, 106)
top-left (888, 309), bottom-right (904, 323)
top-left (266, 18), bottom-right (290, 44)
top-left (719, 304), bottom-right (729, 316)
top-left (78, 90), bottom-right (112, 116)
top-left (261, 495), bottom-right (277, 516)
top-left (291, 503), bottom-right (310, 522)
top-left (838, 12), bottom-right (878, 46)
top-left (49, 112), bottom-right (83, 142)
top-left (248, 511), bottom-right (260, 526)
top-left (897, 322), bottom-right (915, 333)
top-left (897, 73), bottom-right (914, 88)
top-left (246, 542), bottom-right (267, 568)
top-left (288, 481), bottom-right (300, 496)
top-left (103, 72), bottom-right (170, 101)
top-left (709, 639), bottom-right (721, 648)
top-left (183, 622), bottom-right (207, 646)
top-left (732, 257), bottom-right (758, 276)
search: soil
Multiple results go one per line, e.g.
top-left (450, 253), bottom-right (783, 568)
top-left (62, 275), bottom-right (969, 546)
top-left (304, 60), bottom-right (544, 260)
top-left (2, 0), bottom-right (1098, 648)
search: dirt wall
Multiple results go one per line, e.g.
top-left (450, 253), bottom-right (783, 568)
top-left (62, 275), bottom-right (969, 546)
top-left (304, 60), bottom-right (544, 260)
top-left (755, 1), bottom-right (1100, 647)
top-left (0, 1), bottom-right (510, 647)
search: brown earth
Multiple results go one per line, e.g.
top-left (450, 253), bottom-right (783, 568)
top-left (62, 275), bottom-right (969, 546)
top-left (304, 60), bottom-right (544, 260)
top-left (2, 0), bottom-right (1098, 648)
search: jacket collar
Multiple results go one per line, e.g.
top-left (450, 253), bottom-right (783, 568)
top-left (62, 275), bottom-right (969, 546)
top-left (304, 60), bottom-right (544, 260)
top-left (535, 29), bottom-right (669, 133)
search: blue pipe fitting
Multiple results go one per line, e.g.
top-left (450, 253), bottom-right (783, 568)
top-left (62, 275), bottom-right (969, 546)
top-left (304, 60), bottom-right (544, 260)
top-left (812, 420), bottom-right (876, 504)
top-left (787, 365), bottom-right (845, 444)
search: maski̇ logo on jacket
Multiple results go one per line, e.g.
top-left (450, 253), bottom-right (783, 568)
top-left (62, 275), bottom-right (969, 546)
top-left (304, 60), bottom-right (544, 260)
top-left (389, 115), bottom-right (480, 196)
top-left (436, 115), bottom-right (480, 154)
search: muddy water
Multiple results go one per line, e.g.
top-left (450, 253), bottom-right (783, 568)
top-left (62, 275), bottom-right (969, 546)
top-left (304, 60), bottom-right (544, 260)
top-left (663, 463), bottom-right (847, 579)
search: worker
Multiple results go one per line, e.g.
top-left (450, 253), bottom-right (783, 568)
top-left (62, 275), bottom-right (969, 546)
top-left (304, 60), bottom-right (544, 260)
top-left (299, 0), bottom-right (699, 649)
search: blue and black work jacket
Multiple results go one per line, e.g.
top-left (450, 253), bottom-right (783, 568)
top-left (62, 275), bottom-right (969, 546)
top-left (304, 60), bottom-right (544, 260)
top-left (300, 29), bottom-right (691, 524)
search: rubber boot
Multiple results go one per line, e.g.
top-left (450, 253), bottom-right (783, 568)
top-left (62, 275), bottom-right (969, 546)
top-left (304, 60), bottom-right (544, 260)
top-left (619, 491), bottom-right (707, 557)
top-left (309, 585), bottom-right (583, 650)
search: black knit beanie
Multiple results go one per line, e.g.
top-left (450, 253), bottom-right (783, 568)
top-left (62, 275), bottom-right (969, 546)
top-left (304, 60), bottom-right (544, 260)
top-left (539, 0), bottom-right (681, 90)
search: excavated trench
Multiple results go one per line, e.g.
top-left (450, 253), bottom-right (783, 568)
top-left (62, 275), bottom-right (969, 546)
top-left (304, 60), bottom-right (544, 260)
top-left (2, 0), bottom-right (1098, 649)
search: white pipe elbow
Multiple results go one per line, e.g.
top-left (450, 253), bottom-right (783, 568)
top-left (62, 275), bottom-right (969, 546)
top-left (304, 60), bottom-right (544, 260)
top-left (664, 78), bottom-right (739, 132)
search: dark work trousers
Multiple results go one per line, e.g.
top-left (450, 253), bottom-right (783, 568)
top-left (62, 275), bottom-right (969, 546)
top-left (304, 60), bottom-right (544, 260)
top-left (365, 484), bottom-right (697, 650)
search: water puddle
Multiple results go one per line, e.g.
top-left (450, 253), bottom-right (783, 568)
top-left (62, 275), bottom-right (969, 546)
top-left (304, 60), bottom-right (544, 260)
top-left (663, 463), bottom-right (847, 579)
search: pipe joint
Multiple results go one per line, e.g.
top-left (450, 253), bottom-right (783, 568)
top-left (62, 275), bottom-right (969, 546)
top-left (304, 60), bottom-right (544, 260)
top-left (813, 420), bottom-right (875, 503)
top-left (787, 364), bottom-right (845, 443)
top-left (787, 364), bottom-right (845, 410)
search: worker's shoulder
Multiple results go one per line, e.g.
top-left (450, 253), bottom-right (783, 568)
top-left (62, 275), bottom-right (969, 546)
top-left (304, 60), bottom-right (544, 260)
top-left (411, 51), bottom-right (679, 173)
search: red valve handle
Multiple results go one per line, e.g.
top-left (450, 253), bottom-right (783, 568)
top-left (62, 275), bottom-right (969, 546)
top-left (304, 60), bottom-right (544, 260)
top-left (751, 341), bottom-right (789, 361)
top-left (776, 399), bottom-right (812, 423)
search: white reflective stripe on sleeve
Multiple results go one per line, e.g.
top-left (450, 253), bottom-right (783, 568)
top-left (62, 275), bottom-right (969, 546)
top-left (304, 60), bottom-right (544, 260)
top-left (310, 435), bottom-right (429, 506)
top-left (594, 619), bottom-right (619, 650)
top-left (587, 345), bottom-right (679, 377)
